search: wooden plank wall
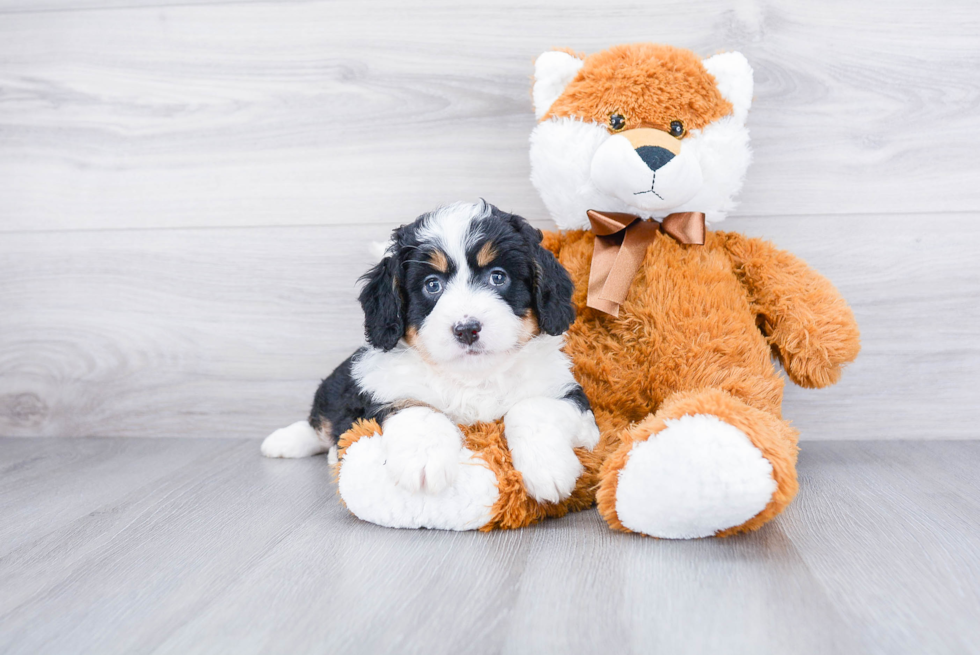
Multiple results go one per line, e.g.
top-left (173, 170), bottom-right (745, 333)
top-left (1, 0), bottom-right (978, 439)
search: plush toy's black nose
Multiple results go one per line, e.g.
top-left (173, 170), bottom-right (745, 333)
top-left (636, 145), bottom-right (675, 171)
top-left (452, 319), bottom-right (482, 345)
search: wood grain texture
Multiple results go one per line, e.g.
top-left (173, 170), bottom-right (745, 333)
top-left (0, 438), bottom-right (977, 655)
top-left (1, 213), bottom-right (978, 440)
top-left (0, 224), bottom-right (374, 439)
top-left (1, 0), bottom-right (978, 442)
top-left (0, 0), bottom-right (978, 231)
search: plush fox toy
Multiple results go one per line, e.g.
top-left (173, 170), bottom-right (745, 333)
top-left (337, 43), bottom-right (860, 538)
top-left (527, 43), bottom-right (860, 537)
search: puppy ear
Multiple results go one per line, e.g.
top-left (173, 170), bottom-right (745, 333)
top-left (508, 214), bottom-right (576, 335)
top-left (358, 254), bottom-right (404, 351)
top-left (532, 50), bottom-right (584, 120)
top-left (533, 243), bottom-right (576, 335)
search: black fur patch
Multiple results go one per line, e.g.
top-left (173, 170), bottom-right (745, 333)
top-left (562, 385), bottom-right (592, 413)
top-left (309, 349), bottom-right (386, 440)
top-left (358, 256), bottom-right (404, 352)
top-left (496, 211), bottom-right (576, 335)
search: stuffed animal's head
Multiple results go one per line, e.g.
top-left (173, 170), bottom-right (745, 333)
top-left (529, 43), bottom-right (753, 230)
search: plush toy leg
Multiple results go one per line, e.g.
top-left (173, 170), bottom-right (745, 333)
top-left (335, 419), bottom-right (602, 531)
top-left (336, 422), bottom-right (499, 531)
top-left (596, 388), bottom-right (799, 538)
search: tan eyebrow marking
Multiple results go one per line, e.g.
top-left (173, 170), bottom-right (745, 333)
top-left (476, 241), bottom-right (498, 267)
top-left (426, 249), bottom-right (449, 272)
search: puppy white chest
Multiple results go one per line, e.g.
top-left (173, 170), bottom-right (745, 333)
top-left (353, 336), bottom-right (576, 424)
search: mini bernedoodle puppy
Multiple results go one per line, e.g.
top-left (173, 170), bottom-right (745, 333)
top-left (262, 200), bottom-right (599, 504)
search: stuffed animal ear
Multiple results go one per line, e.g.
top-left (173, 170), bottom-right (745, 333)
top-left (702, 51), bottom-right (754, 125)
top-left (358, 254), bottom-right (405, 351)
top-left (532, 50), bottom-right (584, 120)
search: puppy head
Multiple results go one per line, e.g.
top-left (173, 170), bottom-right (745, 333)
top-left (359, 201), bottom-right (574, 371)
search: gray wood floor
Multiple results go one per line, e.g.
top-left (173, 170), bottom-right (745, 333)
top-left (1, 438), bottom-right (978, 655)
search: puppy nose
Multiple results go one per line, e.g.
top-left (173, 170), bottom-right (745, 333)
top-left (636, 145), bottom-right (675, 171)
top-left (453, 319), bottom-right (482, 345)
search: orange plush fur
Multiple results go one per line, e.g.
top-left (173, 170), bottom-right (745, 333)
top-left (545, 43), bottom-right (732, 135)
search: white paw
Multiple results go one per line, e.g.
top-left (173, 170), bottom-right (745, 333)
top-left (615, 414), bottom-right (777, 539)
top-left (382, 407), bottom-right (463, 495)
top-left (504, 397), bottom-right (592, 504)
top-left (261, 421), bottom-right (331, 458)
top-left (339, 433), bottom-right (498, 531)
top-left (573, 410), bottom-right (601, 450)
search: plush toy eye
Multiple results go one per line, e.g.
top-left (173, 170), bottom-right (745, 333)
top-left (489, 269), bottom-right (509, 287)
top-left (669, 120), bottom-right (685, 138)
top-left (423, 276), bottom-right (442, 295)
top-left (609, 113), bottom-right (627, 132)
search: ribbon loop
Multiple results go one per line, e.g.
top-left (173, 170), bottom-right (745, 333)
top-left (661, 211), bottom-right (706, 245)
top-left (585, 210), bottom-right (706, 316)
top-left (586, 210), bottom-right (642, 236)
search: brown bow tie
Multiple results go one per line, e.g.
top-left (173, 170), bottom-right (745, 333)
top-left (586, 210), bottom-right (706, 316)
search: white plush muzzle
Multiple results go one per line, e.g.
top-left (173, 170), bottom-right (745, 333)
top-left (589, 134), bottom-right (704, 212)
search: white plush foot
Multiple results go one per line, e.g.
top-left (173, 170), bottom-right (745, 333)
top-left (382, 407), bottom-right (463, 495)
top-left (261, 421), bottom-right (332, 458)
top-left (338, 433), bottom-right (498, 530)
top-left (615, 414), bottom-right (777, 539)
top-left (504, 397), bottom-right (598, 504)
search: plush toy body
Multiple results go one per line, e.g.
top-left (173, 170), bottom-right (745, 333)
top-left (527, 43), bottom-right (860, 537)
top-left (334, 43), bottom-right (859, 538)
top-left (542, 228), bottom-right (854, 537)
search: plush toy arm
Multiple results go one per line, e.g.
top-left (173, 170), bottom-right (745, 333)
top-left (723, 232), bottom-right (860, 389)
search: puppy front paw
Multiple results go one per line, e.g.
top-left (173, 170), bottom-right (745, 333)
top-left (512, 430), bottom-right (583, 504)
top-left (505, 398), bottom-right (587, 504)
top-left (381, 407), bottom-right (464, 495)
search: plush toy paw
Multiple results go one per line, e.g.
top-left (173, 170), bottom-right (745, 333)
top-left (261, 421), bottom-right (332, 458)
top-left (615, 414), bottom-right (777, 538)
top-left (504, 397), bottom-right (598, 504)
top-left (779, 338), bottom-right (861, 390)
top-left (381, 407), bottom-right (464, 495)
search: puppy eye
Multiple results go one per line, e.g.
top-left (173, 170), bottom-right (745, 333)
top-left (669, 120), bottom-right (685, 138)
top-left (489, 269), bottom-right (509, 287)
top-left (609, 113), bottom-right (627, 132)
top-left (423, 276), bottom-right (442, 295)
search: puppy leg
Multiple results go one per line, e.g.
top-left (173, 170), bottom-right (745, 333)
top-left (381, 407), bottom-right (464, 495)
top-left (261, 420), bottom-right (334, 459)
top-left (504, 397), bottom-right (599, 504)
